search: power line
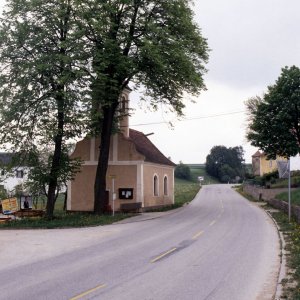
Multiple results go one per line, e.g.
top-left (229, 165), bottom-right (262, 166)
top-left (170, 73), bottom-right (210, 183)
top-left (130, 110), bottom-right (245, 127)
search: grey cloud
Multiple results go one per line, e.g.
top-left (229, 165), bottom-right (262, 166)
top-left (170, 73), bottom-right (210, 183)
top-left (194, 0), bottom-right (300, 89)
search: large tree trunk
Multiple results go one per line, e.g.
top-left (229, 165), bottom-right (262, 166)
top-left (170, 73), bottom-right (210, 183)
top-left (46, 97), bottom-right (64, 219)
top-left (45, 7), bottom-right (70, 219)
top-left (94, 103), bottom-right (118, 214)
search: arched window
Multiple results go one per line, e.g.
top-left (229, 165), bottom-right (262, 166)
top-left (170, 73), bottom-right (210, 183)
top-left (154, 175), bottom-right (159, 196)
top-left (120, 96), bottom-right (126, 113)
top-left (164, 176), bottom-right (168, 196)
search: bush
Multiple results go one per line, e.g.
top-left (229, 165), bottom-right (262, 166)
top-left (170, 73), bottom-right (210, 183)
top-left (245, 172), bottom-right (255, 180)
top-left (221, 175), bottom-right (231, 183)
top-left (175, 162), bottom-right (191, 180)
top-left (262, 170), bottom-right (279, 183)
top-left (291, 176), bottom-right (300, 188)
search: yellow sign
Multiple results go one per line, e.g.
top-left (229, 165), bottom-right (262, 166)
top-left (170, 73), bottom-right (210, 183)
top-left (1, 198), bottom-right (18, 214)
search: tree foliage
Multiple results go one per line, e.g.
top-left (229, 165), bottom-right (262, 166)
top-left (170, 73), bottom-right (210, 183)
top-left (175, 162), bottom-right (191, 181)
top-left (205, 146), bottom-right (245, 183)
top-left (246, 66), bottom-right (300, 159)
top-left (0, 0), bottom-right (209, 216)
top-left (0, 0), bottom-right (89, 218)
top-left (77, 0), bottom-right (209, 213)
top-left (25, 148), bottom-right (82, 197)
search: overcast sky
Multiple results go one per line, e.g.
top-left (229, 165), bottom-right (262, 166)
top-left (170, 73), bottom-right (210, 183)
top-left (1, 1), bottom-right (300, 164)
top-left (130, 0), bottom-right (300, 163)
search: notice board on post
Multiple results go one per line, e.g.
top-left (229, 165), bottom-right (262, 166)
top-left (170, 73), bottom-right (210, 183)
top-left (1, 197), bottom-right (18, 214)
top-left (119, 188), bottom-right (134, 200)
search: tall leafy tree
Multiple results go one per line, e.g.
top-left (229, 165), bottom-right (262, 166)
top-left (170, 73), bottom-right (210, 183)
top-left (246, 66), bottom-right (300, 159)
top-left (0, 0), bottom-right (89, 218)
top-left (0, 0), bottom-right (209, 216)
top-left (206, 145), bottom-right (245, 182)
top-left (75, 0), bottom-right (209, 214)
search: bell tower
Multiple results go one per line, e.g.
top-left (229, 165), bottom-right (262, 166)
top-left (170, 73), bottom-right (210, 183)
top-left (119, 87), bottom-right (131, 138)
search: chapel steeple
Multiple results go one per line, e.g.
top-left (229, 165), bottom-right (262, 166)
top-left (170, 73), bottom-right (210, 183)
top-left (119, 87), bottom-right (131, 138)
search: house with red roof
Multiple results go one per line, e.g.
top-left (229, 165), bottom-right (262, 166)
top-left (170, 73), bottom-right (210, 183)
top-left (252, 150), bottom-right (287, 176)
top-left (67, 89), bottom-right (176, 212)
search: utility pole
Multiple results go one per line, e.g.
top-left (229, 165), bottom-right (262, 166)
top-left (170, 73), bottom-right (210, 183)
top-left (288, 158), bottom-right (291, 222)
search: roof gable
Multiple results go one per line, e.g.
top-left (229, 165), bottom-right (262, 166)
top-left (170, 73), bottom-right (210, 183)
top-left (129, 129), bottom-right (176, 167)
top-left (252, 150), bottom-right (262, 157)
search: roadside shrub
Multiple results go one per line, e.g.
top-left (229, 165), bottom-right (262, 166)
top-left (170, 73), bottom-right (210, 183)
top-left (221, 175), bottom-right (230, 183)
top-left (175, 162), bottom-right (191, 180)
top-left (245, 172), bottom-right (255, 180)
top-left (262, 170), bottom-right (279, 183)
top-left (252, 170), bottom-right (279, 187)
top-left (252, 176), bottom-right (264, 186)
top-left (292, 176), bottom-right (300, 188)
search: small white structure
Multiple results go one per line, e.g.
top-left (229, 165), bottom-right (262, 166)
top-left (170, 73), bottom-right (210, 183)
top-left (0, 153), bottom-right (28, 195)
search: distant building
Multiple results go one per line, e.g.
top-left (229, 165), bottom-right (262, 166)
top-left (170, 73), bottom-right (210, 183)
top-left (0, 153), bottom-right (28, 195)
top-left (67, 89), bottom-right (176, 212)
top-left (252, 150), bottom-right (287, 176)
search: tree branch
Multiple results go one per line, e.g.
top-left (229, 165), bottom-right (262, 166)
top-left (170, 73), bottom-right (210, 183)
top-left (123, 1), bottom-right (139, 57)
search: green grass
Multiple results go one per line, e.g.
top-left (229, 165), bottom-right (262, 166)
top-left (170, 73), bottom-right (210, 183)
top-left (235, 185), bottom-right (260, 202)
top-left (270, 211), bottom-right (300, 299)
top-left (174, 177), bottom-right (200, 207)
top-left (0, 211), bottom-right (134, 229)
top-left (275, 189), bottom-right (300, 206)
top-left (30, 194), bottom-right (65, 211)
top-left (269, 176), bottom-right (300, 189)
top-left (188, 164), bottom-right (219, 184)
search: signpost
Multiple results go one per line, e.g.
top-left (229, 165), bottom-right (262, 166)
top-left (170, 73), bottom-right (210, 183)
top-left (109, 175), bottom-right (117, 216)
top-left (278, 159), bottom-right (291, 221)
top-left (198, 176), bottom-right (204, 186)
top-left (288, 159), bottom-right (291, 221)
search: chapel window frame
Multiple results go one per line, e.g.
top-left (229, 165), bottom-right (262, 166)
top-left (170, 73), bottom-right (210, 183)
top-left (153, 174), bottom-right (159, 197)
top-left (163, 175), bottom-right (168, 196)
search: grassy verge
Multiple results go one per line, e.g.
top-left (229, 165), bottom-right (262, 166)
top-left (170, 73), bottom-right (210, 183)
top-left (270, 211), bottom-right (300, 299)
top-left (174, 178), bottom-right (200, 207)
top-left (173, 164), bottom-right (213, 208)
top-left (237, 186), bottom-right (300, 299)
top-left (0, 211), bottom-right (135, 229)
top-left (271, 176), bottom-right (300, 189)
top-left (276, 189), bottom-right (300, 206)
top-left (234, 185), bottom-right (260, 202)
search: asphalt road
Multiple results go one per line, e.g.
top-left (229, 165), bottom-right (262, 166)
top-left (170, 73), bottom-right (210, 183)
top-left (0, 184), bottom-right (280, 300)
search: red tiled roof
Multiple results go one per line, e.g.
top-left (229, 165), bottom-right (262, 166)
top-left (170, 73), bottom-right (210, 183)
top-left (252, 150), bottom-right (263, 157)
top-left (129, 129), bottom-right (176, 167)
